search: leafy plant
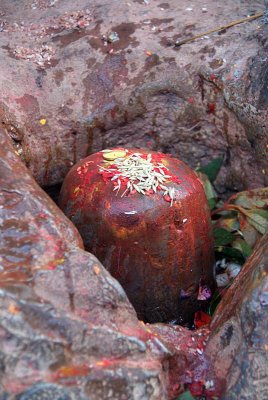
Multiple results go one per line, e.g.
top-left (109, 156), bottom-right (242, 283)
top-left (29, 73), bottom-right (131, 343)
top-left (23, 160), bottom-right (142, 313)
top-left (213, 227), bottom-right (234, 247)
top-left (212, 188), bottom-right (268, 261)
top-left (196, 160), bottom-right (268, 264)
top-left (196, 171), bottom-right (217, 210)
top-left (177, 391), bottom-right (195, 400)
top-left (197, 157), bottom-right (223, 182)
top-left (196, 159), bottom-right (268, 320)
top-left (208, 290), bottom-right (222, 316)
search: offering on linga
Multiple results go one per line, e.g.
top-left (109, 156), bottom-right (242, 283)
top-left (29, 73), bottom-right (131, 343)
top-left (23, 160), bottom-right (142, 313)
top-left (59, 148), bottom-right (215, 323)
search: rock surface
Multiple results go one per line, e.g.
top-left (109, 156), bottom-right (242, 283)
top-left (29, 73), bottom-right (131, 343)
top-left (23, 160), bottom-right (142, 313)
top-left (59, 148), bottom-right (215, 323)
top-left (0, 129), bottom-right (167, 399)
top-left (0, 128), bottom-right (219, 400)
top-left (0, 0), bottom-right (268, 398)
top-left (1, 113), bottom-right (268, 400)
top-left (205, 233), bottom-right (268, 399)
top-left (0, 129), bottom-right (215, 399)
top-left (0, 0), bottom-right (267, 193)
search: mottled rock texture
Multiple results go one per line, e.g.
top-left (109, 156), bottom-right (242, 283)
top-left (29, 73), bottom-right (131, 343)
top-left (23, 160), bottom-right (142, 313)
top-left (0, 0), bottom-right (267, 194)
top-left (205, 233), bottom-right (268, 399)
top-left (0, 0), bottom-right (267, 398)
top-left (1, 124), bottom-right (267, 399)
top-left (0, 130), bottom-right (167, 399)
top-left (0, 128), bottom-right (218, 400)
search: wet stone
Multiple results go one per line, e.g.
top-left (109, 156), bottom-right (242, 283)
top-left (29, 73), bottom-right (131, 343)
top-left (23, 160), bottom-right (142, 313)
top-left (204, 234), bottom-right (268, 399)
top-left (0, 129), bottom-right (169, 399)
top-left (0, 1), bottom-right (267, 398)
top-left (0, 75), bottom-right (267, 400)
top-left (0, 0), bottom-right (266, 193)
top-left (59, 148), bottom-right (215, 323)
top-left (15, 384), bottom-right (83, 400)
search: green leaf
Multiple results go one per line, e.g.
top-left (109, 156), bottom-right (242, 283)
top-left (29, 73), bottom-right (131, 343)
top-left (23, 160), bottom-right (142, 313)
top-left (208, 290), bottom-right (222, 316)
top-left (232, 238), bottom-right (253, 258)
top-left (216, 247), bottom-right (245, 262)
top-left (177, 391), bottom-right (195, 400)
top-left (213, 227), bottom-right (234, 246)
top-left (197, 157), bottom-right (223, 182)
top-left (245, 210), bottom-right (268, 235)
top-left (216, 216), bottom-right (240, 232)
top-left (238, 213), bottom-right (261, 248)
top-left (233, 187), bottom-right (268, 209)
top-left (208, 197), bottom-right (216, 209)
top-left (252, 209), bottom-right (268, 219)
top-left (196, 172), bottom-right (217, 209)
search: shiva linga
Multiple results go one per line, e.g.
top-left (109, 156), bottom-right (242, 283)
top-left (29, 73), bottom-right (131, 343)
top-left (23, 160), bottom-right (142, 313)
top-left (59, 148), bottom-right (215, 323)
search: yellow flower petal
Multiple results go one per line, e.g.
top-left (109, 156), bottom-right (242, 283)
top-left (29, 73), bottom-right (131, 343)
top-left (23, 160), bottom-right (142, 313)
top-left (103, 150), bottom-right (127, 161)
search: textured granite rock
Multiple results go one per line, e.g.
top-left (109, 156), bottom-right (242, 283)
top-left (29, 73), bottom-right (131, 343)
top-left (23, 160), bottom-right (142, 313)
top-left (0, 129), bottom-right (167, 399)
top-left (0, 0), bottom-right (267, 398)
top-left (205, 233), bottom-right (268, 399)
top-left (0, 0), bottom-right (266, 193)
top-left (1, 112), bottom-right (268, 399)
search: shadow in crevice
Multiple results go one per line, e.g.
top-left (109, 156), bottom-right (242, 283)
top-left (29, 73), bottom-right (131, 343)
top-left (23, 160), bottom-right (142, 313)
top-left (43, 183), bottom-right (62, 205)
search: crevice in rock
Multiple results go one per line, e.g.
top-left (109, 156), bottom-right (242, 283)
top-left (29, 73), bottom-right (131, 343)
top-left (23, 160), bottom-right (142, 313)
top-left (44, 183), bottom-right (62, 204)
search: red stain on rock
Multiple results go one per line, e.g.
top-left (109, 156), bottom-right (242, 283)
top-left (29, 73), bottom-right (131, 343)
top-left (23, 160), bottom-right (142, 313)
top-left (148, 323), bottom-right (222, 399)
top-left (15, 94), bottom-right (40, 115)
top-left (207, 102), bottom-right (216, 114)
top-left (194, 310), bottom-right (212, 329)
top-left (59, 148), bottom-right (215, 323)
top-left (209, 73), bottom-right (216, 81)
top-left (82, 54), bottom-right (129, 112)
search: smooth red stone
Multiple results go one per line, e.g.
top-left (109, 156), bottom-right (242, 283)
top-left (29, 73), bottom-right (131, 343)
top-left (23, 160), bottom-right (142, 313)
top-left (59, 149), bottom-right (215, 323)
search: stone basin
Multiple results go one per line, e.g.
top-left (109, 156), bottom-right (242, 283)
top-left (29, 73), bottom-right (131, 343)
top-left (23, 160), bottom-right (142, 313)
top-left (0, 0), bottom-right (267, 399)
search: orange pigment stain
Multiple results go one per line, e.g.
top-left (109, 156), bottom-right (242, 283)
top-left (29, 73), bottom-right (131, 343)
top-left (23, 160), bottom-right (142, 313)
top-left (51, 364), bottom-right (91, 380)
top-left (93, 265), bottom-right (101, 275)
top-left (8, 303), bottom-right (20, 314)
